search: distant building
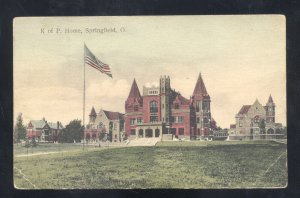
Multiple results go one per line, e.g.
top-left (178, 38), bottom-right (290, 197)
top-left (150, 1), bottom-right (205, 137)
top-left (212, 129), bottom-right (228, 141)
top-left (124, 73), bottom-right (214, 140)
top-left (85, 108), bottom-right (124, 142)
top-left (229, 95), bottom-right (284, 140)
top-left (26, 118), bottom-right (63, 142)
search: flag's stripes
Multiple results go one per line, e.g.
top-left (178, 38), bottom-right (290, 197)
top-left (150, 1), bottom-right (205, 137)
top-left (85, 57), bottom-right (111, 71)
top-left (85, 59), bottom-right (112, 75)
top-left (85, 58), bottom-right (110, 72)
top-left (84, 44), bottom-right (112, 78)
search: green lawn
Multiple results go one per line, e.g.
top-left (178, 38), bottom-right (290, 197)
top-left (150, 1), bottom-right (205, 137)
top-left (14, 141), bottom-right (287, 189)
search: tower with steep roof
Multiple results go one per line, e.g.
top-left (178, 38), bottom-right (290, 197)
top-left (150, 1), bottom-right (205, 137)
top-left (192, 73), bottom-right (211, 137)
top-left (265, 94), bottom-right (275, 123)
top-left (125, 79), bottom-right (143, 111)
top-left (88, 106), bottom-right (97, 129)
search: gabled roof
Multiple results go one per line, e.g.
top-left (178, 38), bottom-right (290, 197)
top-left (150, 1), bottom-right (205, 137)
top-left (193, 73), bottom-right (208, 96)
top-left (238, 105), bottom-right (251, 115)
top-left (89, 106), bottom-right (97, 117)
top-left (127, 79), bottom-right (141, 99)
top-left (47, 122), bottom-right (63, 129)
top-left (28, 119), bottom-right (63, 130)
top-left (48, 122), bottom-right (64, 129)
top-left (267, 94), bottom-right (274, 104)
top-left (28, 120), bottom-right (47, 129)
top-left (103, 110), bottom-right (124, 120)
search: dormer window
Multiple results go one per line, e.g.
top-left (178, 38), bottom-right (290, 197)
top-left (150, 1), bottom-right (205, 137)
top-left (175, 103), bottom-right (179, 109)
top-left (134, 105), bottom-right (139, 112)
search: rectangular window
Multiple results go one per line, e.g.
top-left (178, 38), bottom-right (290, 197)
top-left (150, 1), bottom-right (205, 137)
top-left (197, 117), bottom-right (200, 123)
top-left (196, 101), bottom-right (201, 112)
top-left (178, 116), bottom-right (184, 123)
top-left (130, 129), bottom-right (136, 135)
top-left (171, 116), bottom-right (176, 123)
top-left (137, 117), bottom-right (142, 123)
top-left (114, 134), bottom-right (117, 138)
top-left (130, 118), bottom-right (135, 125)
top-left (150, 116), bottom-right (158, 123)
top-left (179, 128), bottom-right (184, 135)
top-left (175, 103), bottom-right (179, 109)
top-left (114, 123), bottom-right (117, 130)
top-left (134, 105), bottom-right (139, 111)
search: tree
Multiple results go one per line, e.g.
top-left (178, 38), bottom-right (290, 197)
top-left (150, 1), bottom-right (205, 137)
top-left (14, 113), bottom-right (27, 143)
top-left (59, 119), bottom-right (83, 143)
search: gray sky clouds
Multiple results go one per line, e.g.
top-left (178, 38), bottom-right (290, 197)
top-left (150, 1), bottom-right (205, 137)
top-left (14, 15), bottom-right (286, 128)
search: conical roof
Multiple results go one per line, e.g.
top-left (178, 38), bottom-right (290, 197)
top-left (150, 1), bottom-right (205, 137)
top-left (89, 106), bottom-right (97, 117)
top-left (267, 94), bottom-right (274, 104)
top-left (127, 79), bottom-right (141, 99)
top-left (193, 73), bottom-right (208, 96)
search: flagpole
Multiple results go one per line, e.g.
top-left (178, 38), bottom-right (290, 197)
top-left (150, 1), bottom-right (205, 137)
top-left (83, 43), bottom-right (86, 150)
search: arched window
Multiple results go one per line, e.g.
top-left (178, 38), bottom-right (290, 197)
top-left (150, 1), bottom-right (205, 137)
top-left (254, 115), bottom-right (260, 123)
top-left (146, 129), bottom-right (153, 137)
top-left (267, 128), bottom-right (274, 134)
top-left (150, 101), bottom-right (158, 113)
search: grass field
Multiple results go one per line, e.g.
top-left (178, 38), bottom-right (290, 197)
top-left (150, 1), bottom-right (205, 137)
top-left (14, 141), bottom-right (287, 189)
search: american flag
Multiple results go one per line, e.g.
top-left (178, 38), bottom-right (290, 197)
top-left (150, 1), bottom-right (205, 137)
top-left (84, 44), bottom-right (112, 78)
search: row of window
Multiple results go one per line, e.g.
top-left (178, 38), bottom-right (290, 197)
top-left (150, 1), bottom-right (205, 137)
top-left (169, 128), bottom-right (185, 135)
top-left (130, 128), bottom-right (160, 137)
top-left (130, 116), bottom-right (186, 124)
top-left (130, 118), bottom-right (143, 125)
top-left (196, 117), bottom-right (210, 123)
top-left (133, 101), bottom-right (159, 112)
top-left (148, 90), bottom-right (159, 95)
top-left (171, 116), bottom-right (184, 123)
top-left (238, 116), bottom-right (275, 127)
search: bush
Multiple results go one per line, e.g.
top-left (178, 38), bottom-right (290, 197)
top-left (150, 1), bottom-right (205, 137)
top-left (24, 139), bottom-right (30, 148)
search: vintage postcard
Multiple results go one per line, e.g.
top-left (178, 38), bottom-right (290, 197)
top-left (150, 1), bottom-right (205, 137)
top-left (13, 15), bottom-right (286, 189)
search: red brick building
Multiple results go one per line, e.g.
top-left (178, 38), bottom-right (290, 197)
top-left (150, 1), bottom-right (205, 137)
top-left (125, 73), bottom-right (213, 140)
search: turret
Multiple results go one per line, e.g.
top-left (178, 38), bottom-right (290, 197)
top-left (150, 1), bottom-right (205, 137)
top-left (89, 106), bottom-right (97, 123)
top-left (265, 94), bottom-right (275, 123)
top-left (160, 75), bottom-right (171, 123)
top-left (192, 73), bottom-right (211, 136)
top-left (125, 78), bottom-right (143, 112)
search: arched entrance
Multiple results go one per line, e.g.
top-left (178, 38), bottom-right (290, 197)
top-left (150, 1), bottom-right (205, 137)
top-left (139, 129), bottom-right (143, 138)
top-left (267, 128), bottom-right (274, 134)
top-left (145, 129), bottom-right (153, 138)
top-left (155, 129), bottom-right (160, 137)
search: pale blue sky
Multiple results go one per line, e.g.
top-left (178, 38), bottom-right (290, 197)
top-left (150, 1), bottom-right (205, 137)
top-left (14, 15), bottom-right (286, 127)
